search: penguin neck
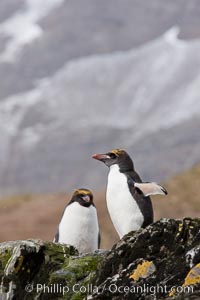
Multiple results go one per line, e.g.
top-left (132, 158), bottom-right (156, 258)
top-left (109, 164), bottom-right (131, 176)
top-left (68, 199), bottom-right (94, 208)
top-left (116, 159), bottom-right (134, 173)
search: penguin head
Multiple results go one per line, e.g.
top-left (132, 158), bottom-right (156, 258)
top-left (70, 188), bottom-right (94, 207)
top-left (92, 149), bottom-right (134, 171)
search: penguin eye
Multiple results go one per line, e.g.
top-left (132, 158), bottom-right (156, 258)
top-left (109, 153), bottom-right (117, 159)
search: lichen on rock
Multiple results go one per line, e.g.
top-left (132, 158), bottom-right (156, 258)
top-left (183, 262), bottom-right (200, 288)
top-left (129, 260), bottom-right (156, 281)
top-left (0, 239), bottom-right (105, 299)
top-left (0, 218), bottom-right (200, 300)
top-left (91, 218), bottom-right (200, 300)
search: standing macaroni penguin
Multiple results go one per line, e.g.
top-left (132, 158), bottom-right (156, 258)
top-left (54, 189), bottom-right (100, 253)
top-left (92, 149), bottom-right (167, 238)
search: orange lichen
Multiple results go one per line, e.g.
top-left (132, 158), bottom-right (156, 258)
top-left (176, 223), bottom-right (183, 237)
top-left (169, 262), bottom-right (200, 297)
top-left (129, 260), bottom-right (155, 281)
top-left (182, 263), bottom-right (200, 287)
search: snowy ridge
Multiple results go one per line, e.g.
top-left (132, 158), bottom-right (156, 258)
top-left (1, 27), bottom-right (199, 139)
top-left (0, 0), bottom-right (64, 62)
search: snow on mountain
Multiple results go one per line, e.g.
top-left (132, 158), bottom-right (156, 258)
top-left (1, 27), bottom-right (200, 138)
top-left (1, 0), bottom-right (200, 101)
top-left (0, 0), bottom-right (64, 62)
top-left (0, 28), bottom-right (200, 195)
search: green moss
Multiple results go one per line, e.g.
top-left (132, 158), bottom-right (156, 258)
top-left (66, 255), bottom-right (101, 279)
top-left (48, 253), bottom-right (103, 300)
top-left (0, 249), bottom-right (11, 270)
top-left (45, 242), bottom-right (78, 258)
top-left (44, 242), bottom-right (78, 269)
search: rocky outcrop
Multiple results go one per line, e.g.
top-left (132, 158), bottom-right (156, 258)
top-left (91, 218), bottom-right (200, 300)
top-left (0, 240), bottom-right (104, 299)
top-left (0, 218), bottom-right (200, 300)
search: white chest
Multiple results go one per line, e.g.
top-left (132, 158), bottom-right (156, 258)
top-left (58, 202), bottom-right (99, 253)
top-left (106, 165), bottom-right (144, 238)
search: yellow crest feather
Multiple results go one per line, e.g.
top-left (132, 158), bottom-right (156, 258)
top-left (111, 149), bottom-right (125, 156)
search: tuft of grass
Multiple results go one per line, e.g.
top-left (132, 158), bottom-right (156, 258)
top-left (153, 163), bottom-right (200, 220)
top-left (0, 194), bottom-right (36, 209)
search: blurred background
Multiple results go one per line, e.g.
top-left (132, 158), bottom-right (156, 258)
top-left (0, 0), bottom-right (200, 248)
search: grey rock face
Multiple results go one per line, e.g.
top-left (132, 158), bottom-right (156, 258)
top-left (0, 239), bottom-right (104, 299)
top-left (91, 218), bottom-right (200, 300)
top-left (0, 219), bottom-right (200, 299)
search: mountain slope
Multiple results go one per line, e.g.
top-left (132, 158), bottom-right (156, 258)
top-left (0, 30), bottom-right (200, 195)
top-left (1, 1), bottom-right (200, 195)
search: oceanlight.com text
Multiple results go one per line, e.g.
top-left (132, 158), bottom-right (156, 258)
top-left (23, 283), bottom-right (194, 296)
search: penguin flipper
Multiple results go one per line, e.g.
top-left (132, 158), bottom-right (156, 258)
top-left (126, 175), bottom-right (154, 226)
top-left (134, 182), bottom-right (168, 196)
